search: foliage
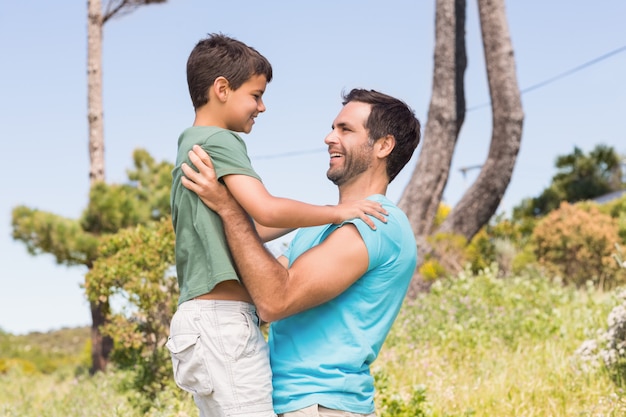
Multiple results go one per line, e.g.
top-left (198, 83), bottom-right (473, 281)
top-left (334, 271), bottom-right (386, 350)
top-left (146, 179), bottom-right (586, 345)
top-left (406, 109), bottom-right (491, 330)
top-left (11, 148), bottom-right (174, 373)
top-left (12, 149), bottom-right (173, 269)
top-left (577, 246), bottom-right (626, 386)
top-left (81, 182), bottom-right (153, 234)
top-left (84, 217), bottom-right (177, 403)
top-left (465, 229), bottom-right (496, 274)
top-left (513, 144), bottom-right (624, 219)
top-left (577, 288), bottom-right (626, 387)
top-left (468, 215), bottom-right (541, 277)
top-left (553, 145), bottom-right (623, 198)
top-left (0, 366), bottom-right (139, 416)
top-left (418, 205), bottom-right (463, 281)
top-left (401, 266), bottom-right (576, 349)
top-left (433, 203), bottom-right (452, 230)
top-left (3, 270), bottom-right (626, 416)
top-left (422, 215), bottom-right (533, 281)
top-left (423, 232), bottom-right (468, 277)
top-left (126, 148), bottom-right (173, 219)
top-left (599, 193), bottom-right (626, 242)
top-left (11, 206), bottom-right (100, 266)
top-left (0, 326), bottom-right (195, 417)
top-left (375, 267), bottom-right (623, 416)
top-left (531, 201), bottom-right (625, 288)
top-left (0, 327), bottom-right (91, 375)
top-left (82, 149), bottom-right (173, 235)
top-left (375, 370), bottom-right (430, 417)
top-left (421, 207), bottom-right (543, 283)
top-left (418, 259), bottom-right (448, 281)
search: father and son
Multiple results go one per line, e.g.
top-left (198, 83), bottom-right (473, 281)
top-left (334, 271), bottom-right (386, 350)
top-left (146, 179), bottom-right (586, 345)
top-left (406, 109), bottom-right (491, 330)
top-left (166, 33), bottom-right (422, 417)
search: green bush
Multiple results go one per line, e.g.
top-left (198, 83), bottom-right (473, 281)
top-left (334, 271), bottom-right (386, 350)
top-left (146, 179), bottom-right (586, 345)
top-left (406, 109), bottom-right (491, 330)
top-left (85, 218), bottom-right (177, 405)
top-left (0, 327), bottom-right (91, 375)
top-left (375, 370), bottom-right (430, 417)
top-left (398, 266), bottom-right (574, 350)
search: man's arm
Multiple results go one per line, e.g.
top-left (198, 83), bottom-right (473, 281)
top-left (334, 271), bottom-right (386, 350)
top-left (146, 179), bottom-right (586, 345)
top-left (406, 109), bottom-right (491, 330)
top-left (181, 148), bottom-right (369, 322)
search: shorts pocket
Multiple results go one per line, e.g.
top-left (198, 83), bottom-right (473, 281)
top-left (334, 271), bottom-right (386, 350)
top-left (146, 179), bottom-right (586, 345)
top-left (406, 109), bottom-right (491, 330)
top-left (218, 311), bottom-right (260, 360)
top-left (166, 333), bottom-right (213, 395)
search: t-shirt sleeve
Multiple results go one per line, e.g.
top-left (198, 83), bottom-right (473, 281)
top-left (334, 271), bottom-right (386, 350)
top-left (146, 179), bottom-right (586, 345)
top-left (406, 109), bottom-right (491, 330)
top-left (201, 130), bottom-right (262, 182)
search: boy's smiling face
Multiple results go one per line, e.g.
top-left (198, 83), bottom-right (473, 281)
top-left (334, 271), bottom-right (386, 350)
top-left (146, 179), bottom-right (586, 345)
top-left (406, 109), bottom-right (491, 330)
top-left (223, 74), bottom-right (268, 134)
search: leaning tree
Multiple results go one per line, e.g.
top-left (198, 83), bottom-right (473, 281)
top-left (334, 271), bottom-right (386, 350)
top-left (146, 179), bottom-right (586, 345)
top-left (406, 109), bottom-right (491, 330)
top-left (399, 0), bottom-right (524, 296)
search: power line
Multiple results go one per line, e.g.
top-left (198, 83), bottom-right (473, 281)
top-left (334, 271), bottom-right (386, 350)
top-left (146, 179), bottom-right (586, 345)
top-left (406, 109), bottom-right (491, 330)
top-left (253, 147), bottom-right (327, 160)
top-left (253, 44), bottom-right (626, 160)
top-left (467, 44), bottom-right (626, 111)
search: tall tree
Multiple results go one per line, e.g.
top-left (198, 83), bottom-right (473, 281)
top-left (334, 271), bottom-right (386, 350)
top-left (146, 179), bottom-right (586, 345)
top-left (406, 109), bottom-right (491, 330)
top-left (399, 0), bottom-right (523, 295)
top-left (87, 0), bottom-right (167, 373)
top-left (12, 150), bottom-right (172, 375)
top-left (87, 0), bottom-right (166, 184)
top-left (513, 144), bottom-right (624, 219)
top-left (87, 0), bottom-right (105, 184)
top-left (86, 0), bottom-right (167, 374)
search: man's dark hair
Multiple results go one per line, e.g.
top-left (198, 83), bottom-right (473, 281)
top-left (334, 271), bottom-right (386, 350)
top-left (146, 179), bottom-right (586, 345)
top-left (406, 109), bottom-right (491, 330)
top-left (187, 33), bottom-right (273, 109)
top-left (343, 89), bottom-right (421, 182)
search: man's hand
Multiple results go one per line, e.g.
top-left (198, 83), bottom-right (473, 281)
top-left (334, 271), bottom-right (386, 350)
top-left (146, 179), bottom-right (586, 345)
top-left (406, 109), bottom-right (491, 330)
top-left (181, 145), bottom-right (236, 213)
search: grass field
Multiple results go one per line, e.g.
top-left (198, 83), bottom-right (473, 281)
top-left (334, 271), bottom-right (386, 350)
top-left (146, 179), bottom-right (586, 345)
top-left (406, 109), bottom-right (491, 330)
top-left (2, 268), bottom-right (625, 416)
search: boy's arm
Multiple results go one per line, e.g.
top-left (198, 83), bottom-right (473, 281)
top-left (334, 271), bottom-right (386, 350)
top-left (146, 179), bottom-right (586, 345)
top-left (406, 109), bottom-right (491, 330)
top-left (181, 150), bottom-right (368, 322)
top-left (185, 145), bottom-right (387, 230)
top-left (253, 223), bottom-right (294, 243)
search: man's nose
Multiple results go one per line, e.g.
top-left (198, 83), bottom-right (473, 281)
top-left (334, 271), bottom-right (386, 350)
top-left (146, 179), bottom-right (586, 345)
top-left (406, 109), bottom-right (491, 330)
top-left (324, 131), bottom-right (338, 144)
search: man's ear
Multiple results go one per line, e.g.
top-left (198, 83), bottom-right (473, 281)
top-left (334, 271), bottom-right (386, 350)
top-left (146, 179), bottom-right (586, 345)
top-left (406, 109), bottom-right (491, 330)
top-left (212, 76), bottom-right (230, 102)
top-left (376, 134), bottom-right (396, 158)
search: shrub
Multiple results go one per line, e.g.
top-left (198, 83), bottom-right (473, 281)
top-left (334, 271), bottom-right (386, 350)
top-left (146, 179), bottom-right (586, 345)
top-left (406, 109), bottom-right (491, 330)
top-left (531, 201), bottom-right (624, 288)
top-left (466, 229), bottom-right (496, 274)
top-left (578, 246), bottom-right (626, 386)
top-left (418, 259), bottom-right (448, 281)
top-left (84, 218), bottom-right (177, 405)
top-left (425, 232), bottom-right (468, 277)
top-left (576, 287), bottom-right (626, 386)
top-left (598, 194), bottom-right (626, 259)
top-left (374, 369), bottom-right (430, 417)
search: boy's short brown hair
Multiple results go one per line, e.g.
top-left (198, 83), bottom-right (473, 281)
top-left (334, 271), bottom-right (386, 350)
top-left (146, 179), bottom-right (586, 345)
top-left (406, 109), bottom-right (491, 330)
top-left (187, 33), bottom-right (273, 110)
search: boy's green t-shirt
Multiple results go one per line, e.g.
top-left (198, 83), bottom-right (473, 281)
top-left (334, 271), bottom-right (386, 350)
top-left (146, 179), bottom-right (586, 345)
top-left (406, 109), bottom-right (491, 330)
top-left (170, 126), bottom-right (261, 304)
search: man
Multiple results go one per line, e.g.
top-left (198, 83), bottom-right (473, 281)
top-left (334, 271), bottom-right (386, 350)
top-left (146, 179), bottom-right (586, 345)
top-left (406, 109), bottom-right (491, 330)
top-left (181, 88), bottom-right (421, 417)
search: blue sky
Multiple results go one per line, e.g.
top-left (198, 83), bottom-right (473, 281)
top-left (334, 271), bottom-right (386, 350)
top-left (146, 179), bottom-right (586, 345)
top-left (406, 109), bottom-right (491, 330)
top-left (1, 1), bottom-right (625, 334)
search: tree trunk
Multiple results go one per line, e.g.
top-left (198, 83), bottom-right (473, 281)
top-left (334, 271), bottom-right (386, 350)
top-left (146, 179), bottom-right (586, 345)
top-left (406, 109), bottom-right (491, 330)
top-left (88, 0), bottom-right (105, 185)
top-left (89, 299), bottom-right (113, 374)
top-left (398, 0), bottom-right (467, 297)
top-left (87, 0), bottom-right (110, 374)
top-left (398, 0), bottom-right (523, 298)
top-left (398, 0), bottom-right (466, 236)
top-left (439, 0), bottom-right (523, 239)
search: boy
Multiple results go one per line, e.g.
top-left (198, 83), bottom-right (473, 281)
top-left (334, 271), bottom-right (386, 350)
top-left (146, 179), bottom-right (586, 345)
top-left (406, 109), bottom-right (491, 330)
top-left (166, 34), bottom-right (386, 417)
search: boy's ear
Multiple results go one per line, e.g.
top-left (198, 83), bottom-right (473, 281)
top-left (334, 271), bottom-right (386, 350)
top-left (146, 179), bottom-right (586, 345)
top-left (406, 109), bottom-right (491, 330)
top-left (212, 76), bottom-right (230, 102)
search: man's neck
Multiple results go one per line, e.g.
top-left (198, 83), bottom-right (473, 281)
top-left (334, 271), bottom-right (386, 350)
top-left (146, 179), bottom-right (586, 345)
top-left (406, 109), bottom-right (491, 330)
top-left (337, 177), bottom-right (388, 204)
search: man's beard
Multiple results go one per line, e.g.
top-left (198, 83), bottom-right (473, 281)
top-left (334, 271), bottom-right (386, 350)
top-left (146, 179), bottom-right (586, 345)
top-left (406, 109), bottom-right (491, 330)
top-left (327, 143), bottom-right (372, 186)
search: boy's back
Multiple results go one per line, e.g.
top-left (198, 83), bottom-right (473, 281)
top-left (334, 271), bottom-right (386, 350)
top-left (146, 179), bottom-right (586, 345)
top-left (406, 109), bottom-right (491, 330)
top-left (171, 126), bottom-right (261, 305)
